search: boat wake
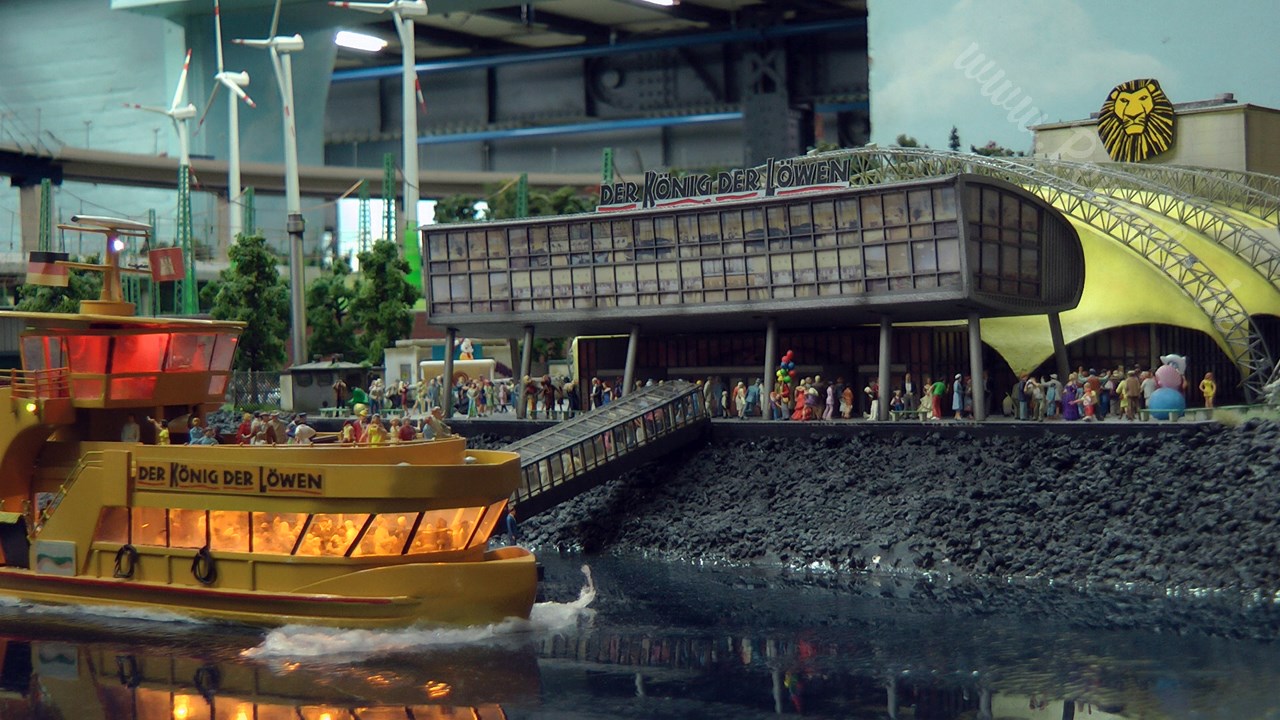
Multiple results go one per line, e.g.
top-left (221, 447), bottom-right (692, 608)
top-left (244, 564), bottom-right (598, 661)
top-left (0, 594), bottom-right (204, 627)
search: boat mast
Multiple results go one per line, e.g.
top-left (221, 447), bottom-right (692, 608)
top-left (54, 215), bottom-right (153, 316)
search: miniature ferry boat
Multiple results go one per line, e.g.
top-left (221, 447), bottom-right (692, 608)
top-left (0, 216), bottom-right (537, 627)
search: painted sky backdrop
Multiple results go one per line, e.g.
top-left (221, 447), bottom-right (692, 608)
top-left (868, 0), bottom-right (1280, 152)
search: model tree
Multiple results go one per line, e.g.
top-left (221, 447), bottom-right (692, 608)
top-left (207, 234), bottom-right (289, 371)
top-left (16, 263), bottom-right (102, 313)
top-left (350, 240), bottom-right (417, 365)
top-left (306, 255), bottom-right (358, 360)
top-left (948, 126), bottom-right (961, 152)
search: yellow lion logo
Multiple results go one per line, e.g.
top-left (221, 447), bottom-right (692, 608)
top-left (1097, 78), bottom-right (1175, 162)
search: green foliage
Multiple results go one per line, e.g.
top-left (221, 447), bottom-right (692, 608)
top-left (306, 255), bottom-right (358, 360)
top-left (350, 240), bottom-right (417, 365)
top-left (948, 126), bottom-right (961, 152)
top-left (435, 183), bottom-right (598, 224)
top-left (971, 140), bottom-right (1024, 157)
top-left (433, 194), bottom-right (485, 223)
top-left (894, 134), bottom-right (920, 148)
top-left (16, 265), bottom-right (102, 313)
top-left (207, 234), bottom-right (289, 371)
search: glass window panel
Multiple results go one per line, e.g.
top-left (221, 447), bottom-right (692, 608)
top-left (1001, 194), bottom-right (1021, 228)
top-left (747, 255), bottom-right (769, 285)
top-left (743, 207), bottom-right (765, 240)
top-left (408, 509), bottom-right (484, 553)
top-left (1022, 204), bottom-right (1040, 232)
top-left (169, 508), bottom-right (207, 549)
top-left (486, 230), bottom-right (505, 258)
top-left (552, 268), bottom-right (572, 298)
top-left (916, 275), bottom-right (939, 289)
top-left (431, 277), bottom-right (451, 302)
top-left (67, 335), bottom-right (110, 374)
top-left (1001, 245), bottom-right (1019, 280)
top-left (982, 188), bottom-right (1001, 225)
top-left (636, 264), bottom-right (658, 292)
top-left (530, 270), bottom-right (551, 297)
top-left (698, 213), bottom-right (721, 242)
top-left (464, 230), bottom-right (485, 258)
top-left (908, 190), bottom-right (933, 223)
top-left (770, 254), bottom-right (793, 284)
top-left (426, 232), bottom-right (447, 261)
top-left (447, 232), bottom-right (467, 259)
top-left (838, 248), bottom-right (862, 280)
top-left (837, 197), bottom-right (860, 229)
top-left (616, 265), bottom-right (636, 294)
top-left (981, 243), bottom-right (999, 277)
top-left (792, 252), bottom-right (816, 283)
top-left (860, 196), bottom-right (884, 228)
top-left (529, 225), bottom-right (549, 255)
top-left (913, 241), bottom-right (938, 272)
top-left (679, 260), bottom-right (700, 289)
top-left (450, 274), bottom-right (469, 300)
top-left (677, 214), bottom-right (698, 243)
top-left (470, 274), bottom-right (490, 300)
top-left (816, 233), bottom-right (838, 248)
top-left (1002, 228), bottom-right (1019, 245)
top-left (766, 206), bottom-right (788, 237)
top-left (353, 512), bottom-right (416, 556)
top-left (890, 276), bottom-right (914, 291)
top-left (549, 224), bottom-right (569, 254)
top-left (788, 204), bottom-right (813, 234)
top-left (510, 271), bottom-right (531, 299)
top-left (594, 266), bottom-right (615, 294)
top-left (570, 222), bottom-right (591, 252)
top-left (489, 272), bottom-right (509, 299)
top-left (296, 513), bottom-right (366, 557)
top-left (658, 262), bottom-right (679, 291)
top-left (114, 333), bottom-right (167, 373)
top-left (210, 511), bottom-right (249, 552)
top-left (612, 220), bottom-right (633, 250)
top-left (864, 245), bottom-right (887, 278)
top-left (886, 243), bottom-right (910, 275)
top-left (910, 224), bottom-right (933, 239)
top-left (132, 507), bottom-right (167, 546)
top-left (1020, 248), bottom-right (1039, 280)
top-left (772, 285), bottom-right (794, 299)
top-left (1021, 231), bottom-right (1039, 247)
top-left (934, 187), bottom-right (958, 220)
top-left (887, 226), bottom-right (910, 241)
top-left (655, 215), bottom-right (677, 245)
top-left (507, 227), bottom-right (529, 255)
top-left (816, 249), bottom-right (838, 281)
top-left (935, 221), bottom-right (959, 237)
top-left (721, 210), bottom-right (744, 240)
top-left (883, 193), bottom-right (907, 226)
top-left (813, 201), bottom-right (836, 231)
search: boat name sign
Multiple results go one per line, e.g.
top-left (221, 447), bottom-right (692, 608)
top-left (137, 462), bottom-right (324, 495)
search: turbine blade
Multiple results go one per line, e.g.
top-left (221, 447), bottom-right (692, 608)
top-left (171, 49), bottom-right (193, 112)
top-left (233, 38), bottom-right (271, 48)
top-left (329, 1), bottom-right (394, 13)
top-left (125, 103), bottom-right (169, 114)
top-left (269, 0), bottom-right (282, 38)
top-left (214, 0), bottom-right (225, 72)
top-left (415, 76), bottom-right (426, 113)
top-left (195, 85), bottom-right (222, 133)
top-left (222, 77), bottom-right (257, 108)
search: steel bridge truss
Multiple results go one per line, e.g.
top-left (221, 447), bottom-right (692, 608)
top-left (804, 148), bottom-right (1272, 401)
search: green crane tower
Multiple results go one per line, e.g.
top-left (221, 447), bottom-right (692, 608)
top-left (37, 178), bottom-right (52, 252)
top-left (382, 153), bottom-right (396, 244)
top-left (241, 186), bottom-right (256, 238)
top-left (358, 179), bottom-right (371, 255)
top-left (176, 164), bottom-right (197, 315)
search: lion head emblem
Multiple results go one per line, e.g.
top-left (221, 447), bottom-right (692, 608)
top-left (1097, 78), bottom-right (1175, 162)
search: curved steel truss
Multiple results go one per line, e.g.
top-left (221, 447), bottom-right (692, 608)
top-left (1168, 165), bottom-right (1280, 224)
top-left (1020, 157), bottom-right (1280, 291)
top-left (1103, 163), bottom-right (1280, 227)
top-left (807, 147), bottom-right (1272, 400)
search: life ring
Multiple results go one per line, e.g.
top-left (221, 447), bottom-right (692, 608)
top-left (191, 546), bottom-right (217, 586)
top-left (194, 665), bottom-right (221, 700)
top-left (113, 544), bottom-right (139, 579)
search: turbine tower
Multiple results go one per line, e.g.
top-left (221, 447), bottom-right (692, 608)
top-left (235, 0), bottom-right (307, 365)
top-left (330, 0), bottom-right (427, 291)
top-left (199, 0), bottom-right (257, 249)
top-left (128, 49), bottom-right (198, 315)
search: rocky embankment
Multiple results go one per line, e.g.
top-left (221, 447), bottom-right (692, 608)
top-left (480, 419), bottom-right (1280, 601)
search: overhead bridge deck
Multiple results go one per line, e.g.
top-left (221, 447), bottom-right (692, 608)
top-left (504, 381), bottom-right (710, 517)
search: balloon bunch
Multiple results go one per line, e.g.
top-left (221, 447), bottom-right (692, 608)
top-left (775, 350), bottom-right (797, 388)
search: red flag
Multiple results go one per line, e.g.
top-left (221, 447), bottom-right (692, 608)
top-left (27, 252), bottom-right (69, 287)
top-left (149, 247), bottom-right (185, 282)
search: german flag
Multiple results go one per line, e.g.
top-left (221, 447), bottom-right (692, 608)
top-left (26, 252), bottom-right (69, 287)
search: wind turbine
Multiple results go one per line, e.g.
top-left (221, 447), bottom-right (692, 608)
top-left (330, 0), bottom-right (428, 291)
top-left (127, 48), bottom-right (199, 315)
top-left (235, 0), bottom-right (308, 366)
top-left (199, 0), bottom-right (257, 248)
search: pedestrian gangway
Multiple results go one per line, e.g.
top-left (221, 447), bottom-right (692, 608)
top-left (504, 380), bottom-right (710, 517)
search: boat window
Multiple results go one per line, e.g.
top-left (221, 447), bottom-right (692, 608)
top-left (169, 508), bottom-right (207, 549)
top-left (352, 512), bottom-right (416, 556)
top-left (166, 334), bottom-right (215, 372)
top-left (109, 376), bottom-right (156, 401)
top-left (66, 335), bottom-right (110, 374)
top-left (295, 513), bottom-right (365, 557)
top-left (131, 507), bottom-right (168, 546)
top-left (93, 506), bottom-right (129, 544)
top-left (408, 508), bottom-right (484, 554)
top-left (210, 334), bottom-right (238, 372)
top-left (20, 336), bottom-right (46, 371)
top-left (209, 510), bottom-right (249, 552)
top-left (113, 333), bottom-right (168, 374)
top-left (252, 512), bottom-right (307, 554)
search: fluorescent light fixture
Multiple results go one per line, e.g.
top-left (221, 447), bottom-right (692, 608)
top-left (335, 30), bottom-right (387, 53)
top-left (638, 0), bottom-right (678, 5)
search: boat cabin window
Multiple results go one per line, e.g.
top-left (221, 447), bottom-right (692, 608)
top-left (94, 505), bottom-right (502, 557)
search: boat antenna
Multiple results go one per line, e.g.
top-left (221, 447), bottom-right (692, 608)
top-left (54, 214), bottom-right (152, 316)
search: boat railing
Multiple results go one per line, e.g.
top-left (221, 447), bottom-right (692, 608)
top-left (3, 367), bottom-right (72, 400)
top-left (34, 451), bottom-right (103, 536)
top-left (506, 381), bottom-right (708, 508)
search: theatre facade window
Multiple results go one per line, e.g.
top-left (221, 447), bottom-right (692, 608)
top-left (423, 173), bottom-right (1082, 329)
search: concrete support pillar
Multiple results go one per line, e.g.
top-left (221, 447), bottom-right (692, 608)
top-left (968, 313), bottom-right (986, 421)
top-left (18, 184), bottom-right (43, 253)
top-left (877, 317), bottom-right (892, 421)
top-left (622, 325), bottom-right (639, 397)
top-left (762, 318), bottom-right (777, 419)
top-left (518, 325), bottom-right (535, 419)
top-left (442, 327), bottom-right (456, 417)
top-left (507, 337), bottom-right (520, 379)
top-left (1049, 312), bottom-right (1070, 382)
top-left (1148, 322), bottom-right (1159, 370)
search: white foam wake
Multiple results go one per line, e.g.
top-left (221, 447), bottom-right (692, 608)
top-left (243, 564), bottom-right (598, 661)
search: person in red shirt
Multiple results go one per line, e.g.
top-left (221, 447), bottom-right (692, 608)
top-left (236, 412), bottom-right (254, 445)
